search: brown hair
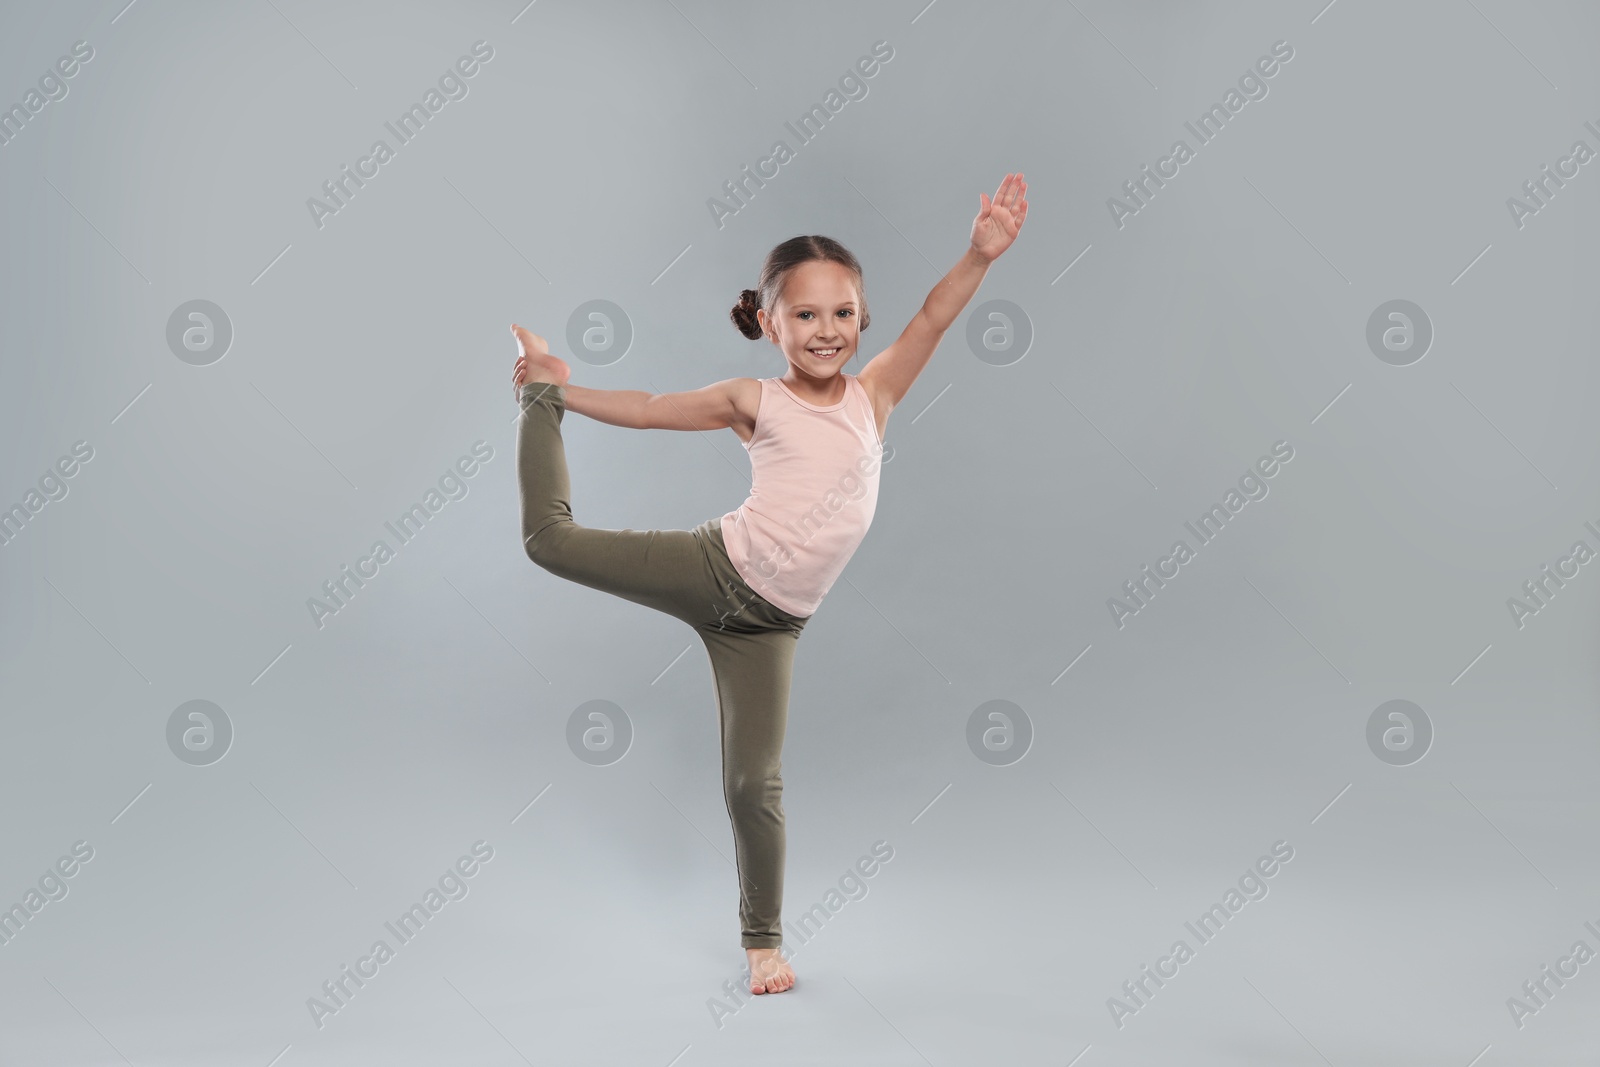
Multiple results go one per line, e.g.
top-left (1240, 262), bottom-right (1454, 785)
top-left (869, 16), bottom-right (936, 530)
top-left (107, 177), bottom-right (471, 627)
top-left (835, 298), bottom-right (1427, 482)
top-left (730, 235), bottom-right (870, 341)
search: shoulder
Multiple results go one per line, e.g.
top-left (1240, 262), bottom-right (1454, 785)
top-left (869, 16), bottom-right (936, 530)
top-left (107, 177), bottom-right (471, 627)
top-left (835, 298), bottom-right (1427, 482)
top-left (721, 377), bottom-right (763, 442)
top-left (725, 376), bottom-right (762, 416)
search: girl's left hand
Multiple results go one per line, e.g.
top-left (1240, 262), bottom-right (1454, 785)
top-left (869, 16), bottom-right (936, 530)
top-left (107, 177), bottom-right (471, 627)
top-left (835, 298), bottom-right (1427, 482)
top-left (970, 172), bottom-right (1028, 263)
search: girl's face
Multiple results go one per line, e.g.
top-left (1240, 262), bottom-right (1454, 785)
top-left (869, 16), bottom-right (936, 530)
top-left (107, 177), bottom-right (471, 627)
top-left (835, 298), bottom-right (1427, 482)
top-left (758, 259), bottom-right (861, 380)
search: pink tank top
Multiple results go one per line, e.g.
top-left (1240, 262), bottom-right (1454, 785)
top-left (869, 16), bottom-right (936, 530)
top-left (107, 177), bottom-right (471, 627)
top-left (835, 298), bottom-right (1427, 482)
top-left (719, 374), bottom-right (884, 618)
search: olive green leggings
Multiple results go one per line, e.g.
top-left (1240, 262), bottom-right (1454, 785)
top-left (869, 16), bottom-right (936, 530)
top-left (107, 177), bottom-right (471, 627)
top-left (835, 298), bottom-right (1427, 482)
top-left (516, 381), bottom-right (810, 949)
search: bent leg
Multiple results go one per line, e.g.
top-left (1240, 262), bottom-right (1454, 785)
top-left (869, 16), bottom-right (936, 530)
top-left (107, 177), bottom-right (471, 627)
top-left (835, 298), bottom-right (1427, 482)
top-left (699, 623), bottom-right (802, 949)
top-left (518, 382), bottom-right (710, 623)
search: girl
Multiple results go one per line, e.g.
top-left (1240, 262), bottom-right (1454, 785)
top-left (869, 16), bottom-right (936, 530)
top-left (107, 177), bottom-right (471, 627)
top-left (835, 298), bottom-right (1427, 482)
top-left (510, 173), bottom-right (1027, 995)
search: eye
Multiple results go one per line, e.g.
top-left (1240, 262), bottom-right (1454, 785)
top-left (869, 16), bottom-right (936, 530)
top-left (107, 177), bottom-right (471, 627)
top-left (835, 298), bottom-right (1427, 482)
top-left (837, 309), bottom-right (854, 318)
top-left (798, 310), bottom-right (813, 320)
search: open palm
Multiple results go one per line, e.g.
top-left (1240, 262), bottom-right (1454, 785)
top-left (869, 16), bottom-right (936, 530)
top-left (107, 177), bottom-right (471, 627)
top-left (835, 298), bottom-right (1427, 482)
top-left (970, 172), bottom-right (1028, 262)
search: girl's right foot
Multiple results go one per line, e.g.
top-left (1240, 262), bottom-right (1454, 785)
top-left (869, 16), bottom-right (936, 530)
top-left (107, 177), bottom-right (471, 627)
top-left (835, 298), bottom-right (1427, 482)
top-left (511, 324), bottom-right (572, 397)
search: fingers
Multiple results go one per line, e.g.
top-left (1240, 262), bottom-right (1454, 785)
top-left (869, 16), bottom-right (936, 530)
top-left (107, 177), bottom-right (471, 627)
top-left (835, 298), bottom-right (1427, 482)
top-left (997, 172), bottom-right (1022, 205)
top-left (1000, 172), bottom-right (1028, 232)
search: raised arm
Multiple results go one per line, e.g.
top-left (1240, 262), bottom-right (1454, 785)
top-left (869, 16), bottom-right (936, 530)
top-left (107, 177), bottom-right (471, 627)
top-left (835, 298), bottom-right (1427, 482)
top-left (858, 172), bottom-right (1029, 415)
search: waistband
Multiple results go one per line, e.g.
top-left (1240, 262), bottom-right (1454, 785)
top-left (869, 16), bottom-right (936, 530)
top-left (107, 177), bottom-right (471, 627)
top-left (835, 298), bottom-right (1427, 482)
top-left (695, 516), bottom-right (811, 633)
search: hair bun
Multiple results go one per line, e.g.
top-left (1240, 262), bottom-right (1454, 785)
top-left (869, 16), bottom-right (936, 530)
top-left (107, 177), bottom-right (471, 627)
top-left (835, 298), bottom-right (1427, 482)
top-left (730, 288), bottom-right (764, 340)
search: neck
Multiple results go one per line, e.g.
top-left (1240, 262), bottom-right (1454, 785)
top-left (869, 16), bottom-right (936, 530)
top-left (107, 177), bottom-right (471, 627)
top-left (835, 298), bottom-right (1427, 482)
top-left (780, 371), bottom-right (846, 405)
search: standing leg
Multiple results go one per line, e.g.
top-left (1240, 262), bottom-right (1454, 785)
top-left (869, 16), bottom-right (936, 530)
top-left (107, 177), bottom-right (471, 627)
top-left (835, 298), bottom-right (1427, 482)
top-left (697, 624), bottom-right (802, 955)
top-left (517, 381), bottom-right (711, 624)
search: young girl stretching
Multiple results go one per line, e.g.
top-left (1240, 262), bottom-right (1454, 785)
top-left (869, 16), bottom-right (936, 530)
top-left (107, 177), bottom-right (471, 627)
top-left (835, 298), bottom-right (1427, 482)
top-left (511, 173), bottom-right (1027, 995)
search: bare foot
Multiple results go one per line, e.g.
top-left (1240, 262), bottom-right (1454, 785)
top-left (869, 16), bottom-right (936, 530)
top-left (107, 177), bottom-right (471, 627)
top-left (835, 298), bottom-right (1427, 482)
top-left (745, 947), bottom-right (795, 994)
top-left (511, 324), bottom-right (571, 398)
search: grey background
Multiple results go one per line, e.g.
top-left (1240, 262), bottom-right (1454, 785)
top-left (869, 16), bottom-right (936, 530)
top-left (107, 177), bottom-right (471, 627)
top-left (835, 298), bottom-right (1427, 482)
top-left (1, 0), bottom-right (1597, 1063)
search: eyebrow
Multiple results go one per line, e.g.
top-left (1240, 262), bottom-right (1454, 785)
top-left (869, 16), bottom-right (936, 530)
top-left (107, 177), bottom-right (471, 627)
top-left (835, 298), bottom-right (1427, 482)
top-left (788, 301), bottom-right (858, 310)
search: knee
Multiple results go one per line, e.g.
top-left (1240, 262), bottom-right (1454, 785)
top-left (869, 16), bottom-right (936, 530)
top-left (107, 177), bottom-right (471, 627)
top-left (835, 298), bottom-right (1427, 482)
top-left (725, 769), bottom-right (780, 813)
top-left (523, 520), bottom-right (569, 568)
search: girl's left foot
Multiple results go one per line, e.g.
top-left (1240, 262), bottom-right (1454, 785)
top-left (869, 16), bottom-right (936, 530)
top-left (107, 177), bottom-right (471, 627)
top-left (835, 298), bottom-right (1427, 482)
top-left (745, 946), bottom-right (795, 994)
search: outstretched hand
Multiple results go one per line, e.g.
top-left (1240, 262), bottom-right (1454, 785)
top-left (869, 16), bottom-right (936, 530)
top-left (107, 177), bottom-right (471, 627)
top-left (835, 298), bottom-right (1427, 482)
top-left (970, 172), bottom-right (1028, 263)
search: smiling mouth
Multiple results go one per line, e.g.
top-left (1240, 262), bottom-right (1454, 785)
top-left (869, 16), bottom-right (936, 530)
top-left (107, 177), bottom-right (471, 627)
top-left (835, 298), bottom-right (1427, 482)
top-left (809, 347), bottom-right (841, 359)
